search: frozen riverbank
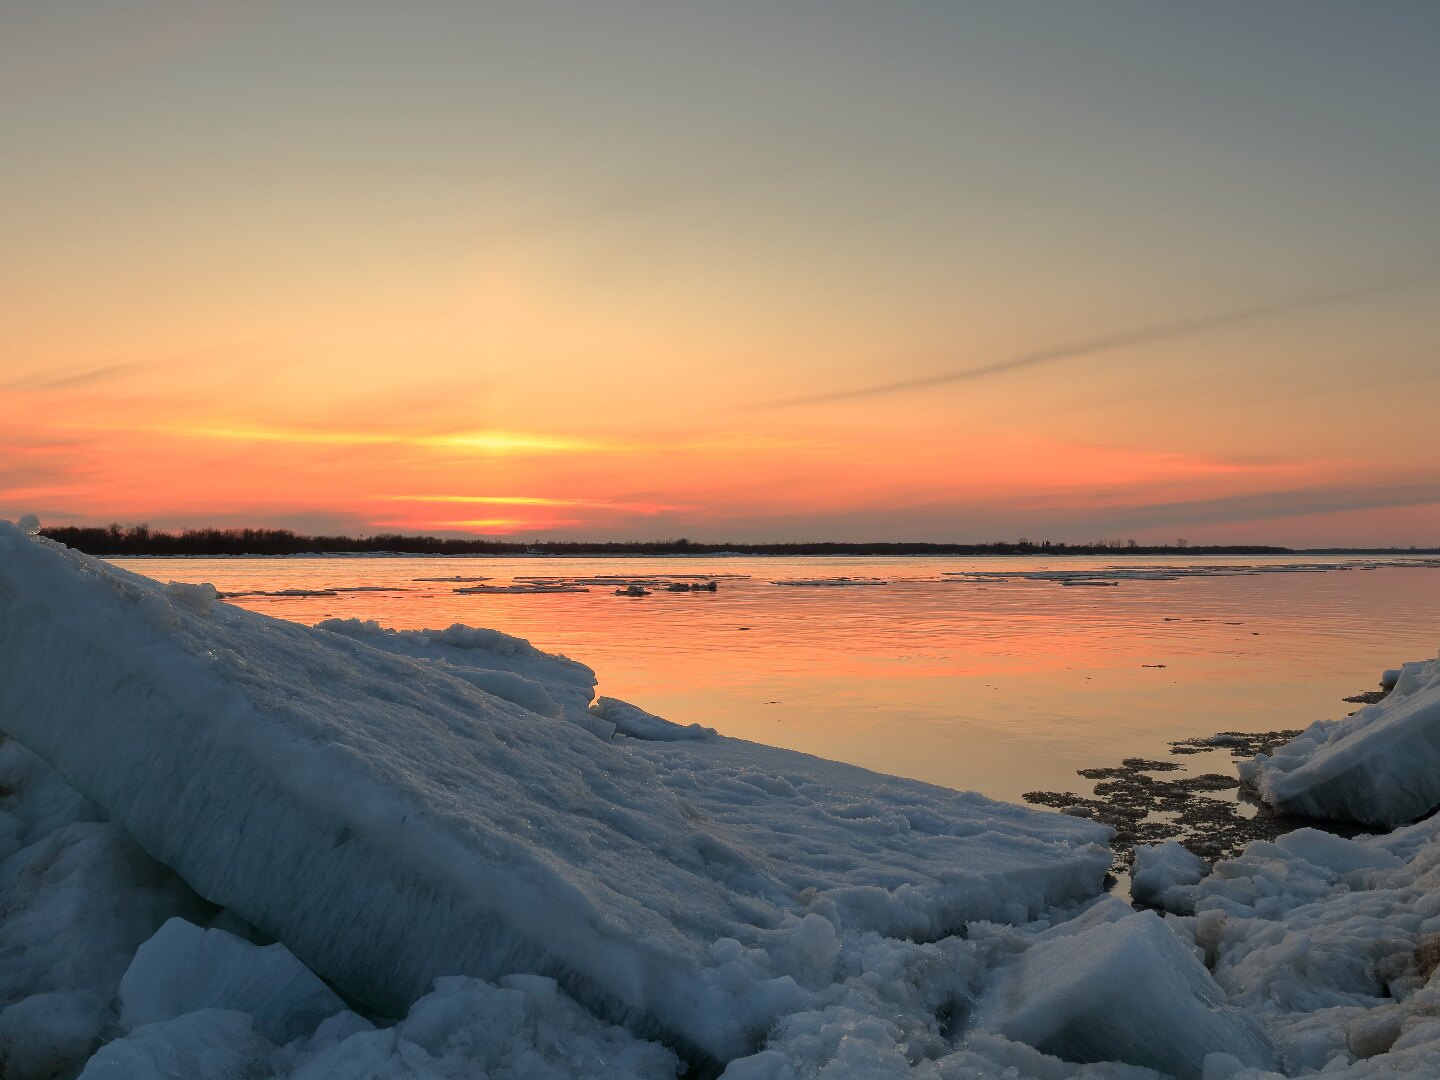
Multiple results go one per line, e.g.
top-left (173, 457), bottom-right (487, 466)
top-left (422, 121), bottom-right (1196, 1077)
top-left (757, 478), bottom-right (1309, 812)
top-left (2, 520), bottom-right (1439, 1078)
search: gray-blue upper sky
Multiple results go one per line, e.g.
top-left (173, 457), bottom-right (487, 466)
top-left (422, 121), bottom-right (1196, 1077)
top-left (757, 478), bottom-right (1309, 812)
top-left (3, 2), bottom-right (1438, 543)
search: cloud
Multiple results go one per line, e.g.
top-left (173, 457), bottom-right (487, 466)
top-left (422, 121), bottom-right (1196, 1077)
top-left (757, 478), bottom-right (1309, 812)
top-left (380, 494), bottom-right (682, 514)
top-left (1083, 477), bottom-right (1440, 533)
top-left (752, 270), bottom-right (1438, 409)
top-left (3, 360), bottom-right (153, 392)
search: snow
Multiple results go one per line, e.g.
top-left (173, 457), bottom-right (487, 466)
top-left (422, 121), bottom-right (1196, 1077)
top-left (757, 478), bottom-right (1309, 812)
top-left (976, 909), bottom-right (1275, 1079)
top-left (1164, 814), bottom-right (1440, 1077)
top-left (118, 918), bottom-right (346, 1044)
top-left (279, 974), bottom-right (682, 1080)
top-left (1132, 841), bottom-right (1209, 910)
top-left (1242, 655), bottom-right (1440, 826)
top-left (0, 736), bottom-right (213, 1079)
top-left (0, 521), bottom-right (1110, 1067)
top-left (314, 617), bottom-right (600, 733)
top-left (0, 990), bottom-right (105, 1080)
top-left (77, 1010), bottom-right (274, 1080)
top-left (592, 696), bottom-right (718, 741)
top-left (0, 820), bottom-right (206, 1010)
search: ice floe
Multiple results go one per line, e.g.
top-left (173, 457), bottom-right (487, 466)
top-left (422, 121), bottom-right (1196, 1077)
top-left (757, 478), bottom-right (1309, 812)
top-left (942, 559), bottom-right (1440, 588)
top-left (1243, 655), bottom-right (1440, 826)
top-left (770, 577), bottom-right (889, 587)
top-left (454, 582), bottom-right (591, 594)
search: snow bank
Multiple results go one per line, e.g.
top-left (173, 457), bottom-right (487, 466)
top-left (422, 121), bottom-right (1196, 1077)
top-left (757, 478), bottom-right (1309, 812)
top-left (0, 523), bottom-right (1110, 1065)
top-left (1243, 655), bottom-right (1440, 826)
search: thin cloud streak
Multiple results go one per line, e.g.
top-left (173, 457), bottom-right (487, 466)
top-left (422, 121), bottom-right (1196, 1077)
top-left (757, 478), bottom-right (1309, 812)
top-left (3, 360), bottom-right (154, 392)
top-left (381, 494), bottom-right (683, 514)
top-left (753, 271), bottom-right (1437, 410)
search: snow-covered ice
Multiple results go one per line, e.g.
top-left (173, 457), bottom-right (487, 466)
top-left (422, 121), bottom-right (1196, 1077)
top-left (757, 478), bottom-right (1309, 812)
top-left (1132, 841), bottom-right (1209, 911)
top-left (591, 696), bottom-right (718, 741)
top-left (0, 521), bottom-right (1110, 1066)
top-left (977, 908), bottom-right (1275, 1078)
top-left (1242, 655), bottom-right (1440, 826)
top-left (118, 918), bottom-right (345, 1044)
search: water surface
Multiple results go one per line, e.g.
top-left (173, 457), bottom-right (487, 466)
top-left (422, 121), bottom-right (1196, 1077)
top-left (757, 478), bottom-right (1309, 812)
top-left (116, 554), bottom-right (1440, 805)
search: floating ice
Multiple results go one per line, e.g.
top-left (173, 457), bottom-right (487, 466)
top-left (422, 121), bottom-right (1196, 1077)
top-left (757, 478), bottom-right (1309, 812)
top-left (769, 577), bottom-right (888, 587)
top-left (454, 582), bottom-right (590, 594)
top-left (218, 588), bottom-right (340, 599)
top-left (1242, 655), bottom-right (1440, 826)
top-left (0, 523), bottom-right (1109, 1065)
top-left (942, 559), bottom-right (1440, 588)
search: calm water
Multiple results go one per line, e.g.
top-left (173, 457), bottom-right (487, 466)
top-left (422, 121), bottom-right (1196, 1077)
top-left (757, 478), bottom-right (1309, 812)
top-left (115, 554), bottom-right (1440, 806)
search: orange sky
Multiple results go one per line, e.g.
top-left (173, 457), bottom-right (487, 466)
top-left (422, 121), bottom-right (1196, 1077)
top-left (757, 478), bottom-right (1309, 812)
top-left (4, 3), bottom-right (1439, 545)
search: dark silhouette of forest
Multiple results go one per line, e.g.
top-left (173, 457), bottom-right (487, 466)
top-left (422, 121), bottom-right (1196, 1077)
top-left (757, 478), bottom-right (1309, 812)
top-left (37, 522), bottom-right (1437, 558)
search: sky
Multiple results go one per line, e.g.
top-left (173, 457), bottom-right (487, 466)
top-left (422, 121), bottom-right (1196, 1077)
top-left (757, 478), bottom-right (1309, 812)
top-left (3, 1), bottom-right (1439, 546)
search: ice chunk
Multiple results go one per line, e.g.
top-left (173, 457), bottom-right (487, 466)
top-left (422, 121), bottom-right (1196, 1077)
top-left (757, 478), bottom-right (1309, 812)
top-left (592, 697), bottom-right (717, 741)
top-left (119, 918), bottom-right (346, 1044)
top-left (0, 990), bottom-right (104, 1080)
top-left (0, 736), bottom-right (101, 845)
top-left (289, 975), bottom-right (680, 1080)
top-left (0, 524), bottom-right (1108, 1064)
top-left (314, 617), bottom-right (597, 729)
top-left (769, 577), bottom-right (888, 586)
top-left (455, 582), bottom-right (589, 593)
top-left (1131, 841), bottom-right (1208, 910)
top-left (977, 911), bottom-right (1275, 1079)
top-left (0, 822), bottom-right (206, 1008)
top-left (163, 581), bottom-right (218, 613)
top-left (1243, 655), bottom-right (1440, 825)
top-left (77, 1009), bottom-right (274, 1080)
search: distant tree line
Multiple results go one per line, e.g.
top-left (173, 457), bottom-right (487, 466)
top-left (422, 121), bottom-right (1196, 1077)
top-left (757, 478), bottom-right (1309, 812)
top-left (32, 523), bottom-right (1341, 557)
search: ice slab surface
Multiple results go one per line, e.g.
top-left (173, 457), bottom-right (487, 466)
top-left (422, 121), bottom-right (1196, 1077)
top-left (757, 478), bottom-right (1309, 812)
top-left (978, 910), bottom-right (1275, 1079)
top-left (1131, 841), bottom-right (1208, 911)
top-left (1244, 655), bottom-right (1440, 826)
top-left (119, 918), bottom-right (345, 1044)
top-left (0, 524), bottom-right (1109, 1063)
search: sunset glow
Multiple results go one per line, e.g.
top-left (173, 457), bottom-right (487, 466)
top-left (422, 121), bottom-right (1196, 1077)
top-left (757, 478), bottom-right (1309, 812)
top-left (4, 3), bottom-right (1438, 546)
